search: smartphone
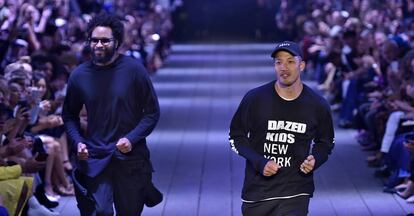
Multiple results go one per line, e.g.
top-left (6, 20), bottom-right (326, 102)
top-left (35, 152), bottom-right (48, 162)
top-left (17, 100), bottom-right (29, 109)
top-left (30, 89), bottom-right (43, 102)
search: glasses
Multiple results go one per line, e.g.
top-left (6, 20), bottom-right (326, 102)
top-left (89, 38), bottom-right (115, 45)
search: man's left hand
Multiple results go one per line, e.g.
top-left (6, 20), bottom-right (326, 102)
top-left (116, 138), bottom-right (132, 153)
top-left (300, 155), bottom-right (315, 174)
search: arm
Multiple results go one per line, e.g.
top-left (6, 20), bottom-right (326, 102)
top-left (311, 104), bottom-right (335, 170)
top-left (62, 76), bottom-right (85, 148)
top-left (229, 93), bottom-right (269, 174)
top-left (30, 115), bottom-right (63, 133)
top-left (34, 8), bottom-right (52, 33)
top-left (124, 71), bottom-right (160, 145)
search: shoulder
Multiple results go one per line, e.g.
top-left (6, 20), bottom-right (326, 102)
top-left (302, 84), bottom-right (331, 111)
top-left (69, 61), bottom-right (91, 81)
top-left (120, 55), bottom-right (147, 76)
top-left (244, 81), bottom-right (275, 100)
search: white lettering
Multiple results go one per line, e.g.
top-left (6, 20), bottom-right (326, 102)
top-left (263, 143), bottom-right (289, 154)
top-left (266, 132), bottom-right (274, 141)
top-left (264, 156), bottom-right (292, 167)
top-left (268, 121), bottom-right (277, 130)
top-left (276, 121), bottom-right (284, 130)
top-left (267, 120), bottom-right (307, 133)
top-left (287, 134), bottom-right (295, 144)
top-left (279, 133), bottom-right (287, 142)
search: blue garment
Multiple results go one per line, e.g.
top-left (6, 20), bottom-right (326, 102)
top-left (62, 55), bottom-right (160, 177)
top-left (386, 134), bottom-right (410, 172)
top-left (0, 206), bottom-right (8, 216)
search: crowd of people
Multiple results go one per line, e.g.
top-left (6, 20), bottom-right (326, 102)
top-left (4, 0), bottom-right (414, 215)
top-left (0, 0), bottom-right (173, 215)
top-left (277, 0), bottom-right (414, 205)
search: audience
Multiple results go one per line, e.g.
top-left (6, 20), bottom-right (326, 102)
top-left (0, 0), bottom-right (173, 215)
top-left (280, 0), bottom-right (414, 207)
top-left (4, 0), bottom-right (414, 214)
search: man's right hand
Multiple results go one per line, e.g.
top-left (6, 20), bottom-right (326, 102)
top-left (77, 143), bottom-right (88, 160)
top-left (263, 160), bottom-right (280, 177)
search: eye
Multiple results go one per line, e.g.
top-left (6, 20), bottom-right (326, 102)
top-left (100, 39), bottom-right (111, 43)
top-left (90, 38), bottom-right (114, 44)
top-left (90, 38), bottom-right (98, 43)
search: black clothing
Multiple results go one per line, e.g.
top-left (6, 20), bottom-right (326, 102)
top-left (73, 157), bottom-right (152, 216)
top-left (63, 54), bottom-right (160, 177)
top-left (229, 81), bottom-right (334, 202)
top-left (242, 195), bottom-right (309, 216)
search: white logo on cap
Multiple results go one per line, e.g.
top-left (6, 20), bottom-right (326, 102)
top-left (278, 43), bottom-right (290, 47)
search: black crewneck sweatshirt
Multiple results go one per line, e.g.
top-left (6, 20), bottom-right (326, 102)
top-left (229, 81), bottom-right (334, 202)
top-left (63, 55), bottom-right (160, 177)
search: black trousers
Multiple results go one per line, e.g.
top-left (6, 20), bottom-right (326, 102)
top-left (74, 157), bottom-right (152, 216)
top-left (242, 195), bottom-right (310, 216)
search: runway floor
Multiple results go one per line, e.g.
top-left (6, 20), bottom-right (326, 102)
top-left (54, 43), bottom-right (414, 216)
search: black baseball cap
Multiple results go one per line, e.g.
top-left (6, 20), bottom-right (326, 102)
top-left (271, 41), bottom-right (303, 59)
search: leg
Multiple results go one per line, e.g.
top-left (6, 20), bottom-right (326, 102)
top-left (43, 138), bottom-right (58, 198)
top-left (380, 111), bottom-right (404, 153)
top-left (276, 196), bottom-right (310, 216)
top-left (242, 200), bottom-right (278, 216)
top-left (113, 158), bottom-right (151, 216)
top-left (74, 166), bottom-right (114, 216)
top-left (50, 140), bottom-right (74, 195)
top-left (73, 171), bottom-right (96, 216)
top-left (57, 133), bottom-right (72, 171)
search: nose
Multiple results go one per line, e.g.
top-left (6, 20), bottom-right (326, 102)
top-left (278, 62), bottom-right (288, 70)
top-left (96, 41), bottom-right (104, 47)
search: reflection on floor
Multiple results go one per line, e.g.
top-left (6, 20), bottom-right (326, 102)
top-left (55, 44), bottom-right (414, 216)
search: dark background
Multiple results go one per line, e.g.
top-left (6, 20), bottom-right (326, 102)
top-left (172, 0), bottom-right (279, 42)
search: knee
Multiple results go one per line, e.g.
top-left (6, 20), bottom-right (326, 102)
top-left (48, 141), bottom-right (61, 154)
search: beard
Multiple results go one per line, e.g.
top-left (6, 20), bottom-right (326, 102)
top-left (91, 45), bottom-right (116, 64)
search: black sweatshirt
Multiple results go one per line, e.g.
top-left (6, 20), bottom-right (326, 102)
top-left (229, 81), bottom-right (334, 202)
top-left (62, 55), bottom-right (160, 177)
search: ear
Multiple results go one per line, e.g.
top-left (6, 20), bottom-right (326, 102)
top-left (300, 61), bottom-right (306, 72)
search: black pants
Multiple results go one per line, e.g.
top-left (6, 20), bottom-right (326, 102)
top-left (242, 195), bottom-right (310, 216)
top-left (74, 157), bottom-right (152, 216)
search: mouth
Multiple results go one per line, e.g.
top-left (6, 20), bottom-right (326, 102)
top-left (94, 49), bottom-right (105, 54)
top-left (280, 73), bottom-right (290, 79)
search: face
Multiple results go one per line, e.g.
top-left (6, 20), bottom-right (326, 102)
top-left (274, 51), bottom-right (305, 87)
top-left (8, 83), bottom-right (24, 105)
top-left (36, 78), bottom-right (47, 98)
top-left (90, 26), bottom-right (117, 64)
top-left (406, 84), bottom-right (414, 98)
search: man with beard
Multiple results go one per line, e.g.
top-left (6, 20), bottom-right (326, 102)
top-left (62, 13), bottom-right (160, 215)
top-left (229, 41), bottom-right (334, 216)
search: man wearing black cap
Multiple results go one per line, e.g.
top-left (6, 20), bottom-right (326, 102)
top-left (229, 41), bottom-right (334, 216)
